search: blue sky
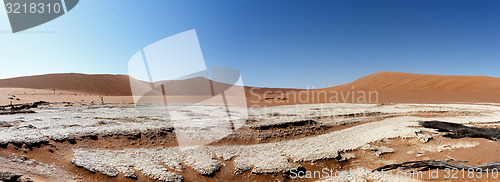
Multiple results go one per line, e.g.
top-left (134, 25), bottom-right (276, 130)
top-left (1, 0), bottom-right (500, 88)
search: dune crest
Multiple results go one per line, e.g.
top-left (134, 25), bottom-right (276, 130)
top-left (0, 73), bottom-right (132, 96)
top-left (0, 71), bottom-right (499, 105)
top-left (333, 71), bottom-right (500, 92)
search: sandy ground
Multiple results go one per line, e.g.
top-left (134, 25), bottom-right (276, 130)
top-left (0, 88), bottom-right (133, 106)
top-left (0, 102), bottom-right (499, 181)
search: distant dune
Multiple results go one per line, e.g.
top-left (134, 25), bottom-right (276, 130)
top-left (0, 73), bottom-right (133, 96)
top-left (332, 71), bottom-right (500, 92)
top-left (0, 71), bottom-right (499, 106)
top-left (323, 71), bottom-right (500, 105)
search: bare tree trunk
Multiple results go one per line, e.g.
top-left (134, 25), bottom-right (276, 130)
top-left (374, 160), bottom-right (500, 172)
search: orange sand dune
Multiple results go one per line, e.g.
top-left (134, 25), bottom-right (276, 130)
top-left (0, 73), bottom-right (133, 96)
top-left (247, 71), bottom-right (500, 106)
top-left (333, 71), bottom-right (500, 92)
top-left (0, 72), bottom-right (499, 106)
top-left (326, 71), bottom-right (500, 104)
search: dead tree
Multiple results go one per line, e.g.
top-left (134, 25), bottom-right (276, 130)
top-left (374, 160), bottom-right (500, 172)
top-left (419, 120), bottom-right (500, 141)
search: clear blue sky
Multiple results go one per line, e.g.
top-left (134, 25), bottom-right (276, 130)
top-left (1, 0), bottom-right (500, 88)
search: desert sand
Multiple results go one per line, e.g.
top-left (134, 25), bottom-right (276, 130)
top-left (0, 72), bottom-right (499, 181)
top-left (248, 71), bottom-right (500, 106)
top-left (1, 71), bottom-right (500, 106)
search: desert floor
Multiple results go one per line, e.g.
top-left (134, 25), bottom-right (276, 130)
top-left (0, 101), bottom-right (499, 182)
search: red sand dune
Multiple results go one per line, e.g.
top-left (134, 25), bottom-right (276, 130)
top-left (333, 71), bottom-right (500, 92)
top-left (0, 72), bottom-right (499, 105)
top-left (0, 73), bottom-right (133, 96)
top-left (327, 71), bottom-right (500, 104)
top-left (245, 71), bottom-right (500, 106)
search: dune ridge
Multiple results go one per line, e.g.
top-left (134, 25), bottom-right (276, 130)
top-left (332, 71), bottom-right (500, 92)
top-left (0, 71), bottom-right (499, 104)
top-left (0, 73), bottom-right (133, 96)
